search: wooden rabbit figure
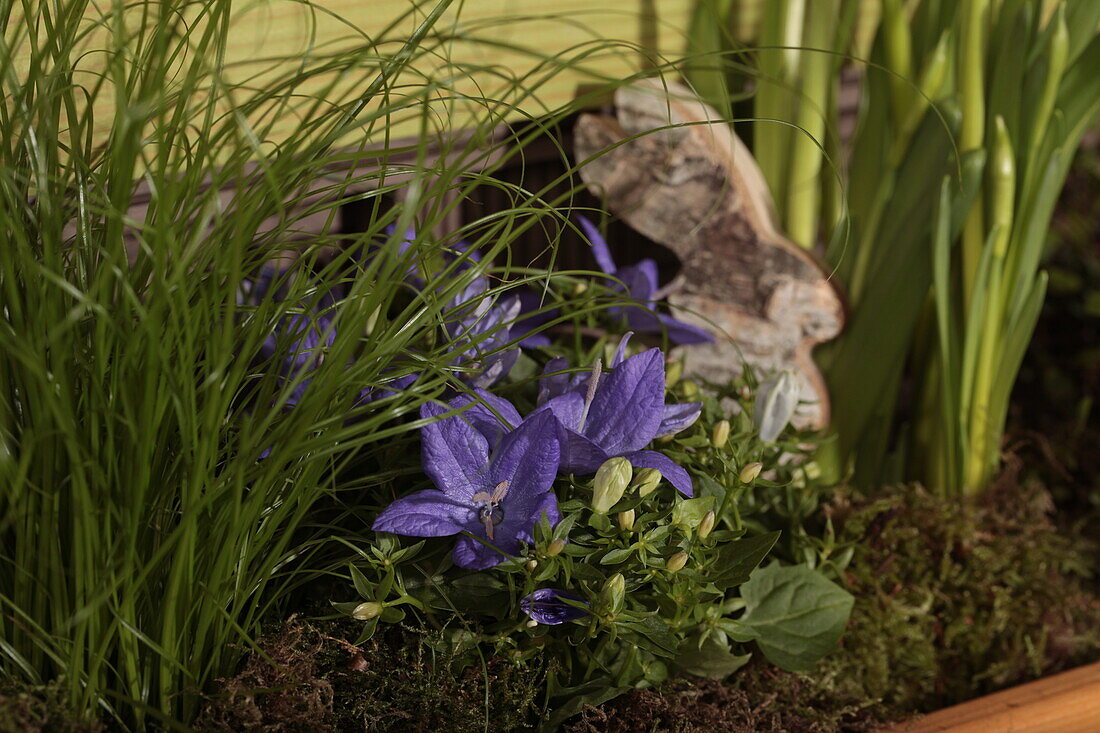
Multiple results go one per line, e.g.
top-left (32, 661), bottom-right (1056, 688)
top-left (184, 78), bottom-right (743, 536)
top-left (574, 79), bottom-right (844, 432)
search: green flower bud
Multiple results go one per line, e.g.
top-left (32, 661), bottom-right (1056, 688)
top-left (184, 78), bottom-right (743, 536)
top-left (711, 420), bottom-right (730, 449)
top-left (697, 511), bottom-right (716, 540)
top-left (665, 359), bottom-right (683, 389)
top-left (525, 559), bottom-right (538, 572)
top-left (597, 573), bottom-right (626, 616)
top-left (572, 281), bottom-right (588, 296)
top-left (352, 601), bottom-right (383, 621)
top-left (546, 538), bottom-right (566, 556)
top-left (681, 380), bottom-right (699, 399)
top-left (592, 457), bottom-right (632, 513)
top-left (632, 467), bottom-right (662, 497)
top-left (526, 619), bottom-right (539, 628)
top-left (739, 461), bottom-right (763, 484)
top-left (617, 509), bottom-right (635, 532)
top-left (665, 552), bottom-right (689, 573)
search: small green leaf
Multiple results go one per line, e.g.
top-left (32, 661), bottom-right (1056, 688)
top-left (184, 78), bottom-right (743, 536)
top-left (349, 563), bottom-right (373, 599)
top-left (353, 616), bottom-right (379, 645)
top-left (738, 563), bottom-right (854, 671)
top-left (671, 496), bottom-right (716, 530)
top-left (623, 615), bottom-right (679, 657)
top-left (380, 605), bottom-right (406, 624)
top-left (600, 547), bottom-right (634, 565)
top-left (711, 531), bottom-right (780, 588)
top-left (676, 635), bottom-right (752, 679)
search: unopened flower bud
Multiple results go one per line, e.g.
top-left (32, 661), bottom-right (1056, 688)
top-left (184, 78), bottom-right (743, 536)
top-left (592, 457), bottom-right (632, 513)
top-left (632, 467), bottom-right (662, 497)
top-left (681, 380), bottom-right (699, 399)
top-left (525, 559), bottom-right (538, 572)
top-left (596, 573), bottom-right (626, 616)
top-left (572, 281), bottom-right (588, 296)
top-left (754, 371), bottom-right (800, 442)
top-left (526, 619), bottom-right (539, 628)
top-left (739, 461), bottom-right (763, 483)
top-left (352, 601), bottom-right (383, 621)
top-left (617, 509), bottom-right (635, 531)
top-left (547, 538), bottom-right (566, 556)
top-left (697, 511), bottom-right (716, 539)
top-left (665, 359), bottom-right (683, 389)
top-left (665, 552), bottom-right (689, 573)
top-left (711, 420), bottom-right (730, 449)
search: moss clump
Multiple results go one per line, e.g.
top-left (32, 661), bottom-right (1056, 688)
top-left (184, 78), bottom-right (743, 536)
top-left (0, 681), bottom-right (102, 733)
top-left (815, 479), bottom-right (1100, 715)
top-left (198, 616), bottom-right (547, 731)
top-left (564, 658), bottom-right (887, 733)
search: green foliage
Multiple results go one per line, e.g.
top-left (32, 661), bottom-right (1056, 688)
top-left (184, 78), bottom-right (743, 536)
top-left (335, 356), bottom-right (852, 723)
top-left (817, 482), bottom-right (1100, 711)
top-left (734, 563), bottom-right (854, 671)
top-left (687, 0), bottom-right (1100, 497)
top-left (0, 0), bottom-right (682, 726)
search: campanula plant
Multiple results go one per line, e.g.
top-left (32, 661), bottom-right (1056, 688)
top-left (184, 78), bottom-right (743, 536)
top-left (344, 322), bottom-right (852, 724)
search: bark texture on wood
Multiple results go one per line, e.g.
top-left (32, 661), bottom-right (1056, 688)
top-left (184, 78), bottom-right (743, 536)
top-left (574, 79), bottom-right (844, 431)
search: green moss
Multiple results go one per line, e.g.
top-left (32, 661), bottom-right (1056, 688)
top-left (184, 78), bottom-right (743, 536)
top-left (197, 616), bottom-right (547, 731)
top-left (813, 481), bottom-right (1100, 714)
top-left (0, 680), bottom-right (101, 733)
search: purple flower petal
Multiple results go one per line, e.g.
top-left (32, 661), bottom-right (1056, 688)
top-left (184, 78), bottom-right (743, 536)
top-left (520, 333), bottom-right (552, 348)
top-left (501, 491), bottom-right (561, 546)
top-left (656, 312), bottom-right (715, 345)
top-left (448, 390), bottom-right (522, 448)
top-left (372, 490), bottom-right (475, 536)
top-left (521, 588), bottom-right (589, 625)
top-left (451, 492), bottom-right (561, 570)
top-left (515, 290), bottom-right (558, 348)
top-left (489, 412), bottom-right (560, 494)
top-left (356, 372), bottom-right (419, 406)
top-left (538, 357), bottom-right (586, 404)
top-left (616, 262), bottom-right (658, 302)
top-left (420, 401), bottom-right (490, 501)
top-left (579, 215), bottom-right (617, 275)
top-left (583, 349), bottom-right (665, 455)
top-left (625, 449), bottom-right (694, 497)
top-left (610, 332), bottom-right (634, 368)
top-left (540, 391), bottom-right (586, 433)
top-left (655, 402), bottom-right (703, 438)
top-left (536, 396), bottom-right (612, 474)
top-left (452, 533), bottom-right (512, 570)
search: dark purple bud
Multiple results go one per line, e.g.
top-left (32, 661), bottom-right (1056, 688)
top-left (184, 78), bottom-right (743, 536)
top-left (520, 588), bottom-right (588, 625)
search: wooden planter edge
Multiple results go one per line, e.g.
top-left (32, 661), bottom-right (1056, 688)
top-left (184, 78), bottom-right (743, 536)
top-left (884, 660), bottom-right (1100, 732)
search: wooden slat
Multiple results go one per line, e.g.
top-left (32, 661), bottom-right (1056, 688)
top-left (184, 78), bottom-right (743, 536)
top-left (888, 662), bottom-right (1100, 733)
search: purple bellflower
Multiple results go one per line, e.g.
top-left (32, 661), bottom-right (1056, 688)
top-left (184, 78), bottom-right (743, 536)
top-left (537, 336), bottom-right (701, 496)
top-left (579, 216), bottom-right (714, 346)
top-left (520, 588), bottom-right (589, 625)
top-left (442, 278), bottom-right (524, 388)
top-left (373, 392), bottom-right (561, 570)
top-left (244, 267), bottom-right (418, 409)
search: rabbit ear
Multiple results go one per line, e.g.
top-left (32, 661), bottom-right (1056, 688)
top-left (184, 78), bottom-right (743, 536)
top-left (574, 79), bottom-right (845, 434)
